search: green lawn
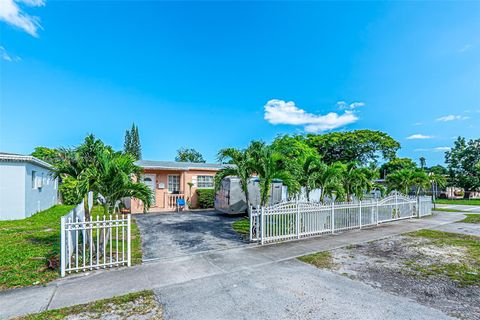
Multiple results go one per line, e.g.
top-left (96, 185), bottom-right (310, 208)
top-left (406, 230), bottom-right (480, 286)
top-left (435, 199), bottom-right (480, 206)
top-left (16, 290), bottom-right (162, 320)
top-left (232, 218), bottom-right (250, 235)
top-left (0, 205), bottom-right (143, 291)
top-left (0, 205), bottom-right (74, 290)
top-left (459, 214), bottom-right (480, 224)
top-left (433, 207), bottom-right (468, 213)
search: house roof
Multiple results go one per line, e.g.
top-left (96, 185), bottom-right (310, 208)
top-left (135, 160), bottom-right (228, 171)
top-left (0, 152), bottom-right (53, 169)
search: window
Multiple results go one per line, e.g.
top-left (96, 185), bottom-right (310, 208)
top-left (197, 175), bottom-right (214, 188)
top-left (168, 175), bottom-right (180, 192)
top-left (32, 171), bottom-right (37, 189)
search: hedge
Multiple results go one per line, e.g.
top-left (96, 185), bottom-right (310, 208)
top-left (196, 188), bottom-right (215, 209)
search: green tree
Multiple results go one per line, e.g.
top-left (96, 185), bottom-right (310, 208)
top-left (337, 162), bottom-right (373, 201)
top-left (445, 137), bottom-right (480, 193)
top-left (428, 164), bottom-right (447, 175)
top-left (419, 156), bottom-right (426, 169)
top-left (215, 147), bottom-right (255, 210)
top-left (124, 123), bottom-right (142, 160)
top-left (379, 157), bottom-right (417, 179)
top-left (31, 147), bottom-right (61, 164)
top-left (175, 147), bottom-right (206, 163)
top-left (313, 162), bottom-right (344, 203)
top-left (53, 135), bottom-right (152, 217)
top-left (386, 168), bottom-right (413, 195)
top-left (306, 130), bottom-right (400, 165)
top-left (247, 141), bottom-right (293, 206)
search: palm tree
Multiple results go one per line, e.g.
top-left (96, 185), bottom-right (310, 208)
top-left (313, 162), bottom-right (343, 203)
top-left (78, 151), bottom-right (153, 214)
top-left (298, 154), bottom-right (322, 201)
top-left (410, 169), bottom-right (430, 196)
top-left (419, 157), bottom-right (426, 169)
top-left (386, 168), bottom-right (413, 195)
top-left (247, 141), bottom-right (293, 206)
top-left (338, 162), bottom-right (373, 201)
top-left (216, 147), bottom-right (255, 211)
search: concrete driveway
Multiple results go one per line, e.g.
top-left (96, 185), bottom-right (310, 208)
top-left (436, 203), bottom-right (480, 213)
top-left (134, 210), bottom-right (248, 261)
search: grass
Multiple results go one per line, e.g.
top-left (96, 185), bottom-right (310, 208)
top-left (298, 251), bottom-right (335, 269)
top-left (435, 199), bottom-right (480, 206)
top-left (458, 214), bottom-right (480, 224)
top-left (406, 230), bottom-right (480, 286)
top-left (433, 207), bottom-right (468, 213)
top-left (0, 205), bottom-right (74, 290)
top-left (15, 290), bottom-right (162, 320)
top-left (0, 205), bottom-right (143, 291)
top-left (232, 218), bottom-right (250, 235)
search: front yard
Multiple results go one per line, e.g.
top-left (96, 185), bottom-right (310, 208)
top-left (0, 205), bottom-right (142, 291)
top-left (435, 199), bottom-right (480, 206)
top-left (299, 229), bottom-right (480, 319)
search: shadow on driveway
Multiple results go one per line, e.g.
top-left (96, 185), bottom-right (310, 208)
top-left (134, 210), bottom-right (248, 261)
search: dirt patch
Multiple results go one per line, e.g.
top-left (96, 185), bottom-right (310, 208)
top-left (328, 235), bottom-right (480, 320)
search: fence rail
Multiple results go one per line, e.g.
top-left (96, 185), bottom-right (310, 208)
top-left (249, 193), bottom-right (433, 244)
top-left (60, 197), bottom-right (131, 277)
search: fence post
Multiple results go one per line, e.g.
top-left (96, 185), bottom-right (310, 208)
top-left (331, 202), bottom-right (335, 234)
top-left (296, 201), bottom-right (300, 239)
top-left (376, 199), bottom-right (379, 226)
top-left (249, 205), bottom-right (253, 242)
top-left (260, 207), bottom-right (265, 245)
top-left (359, 201), bottom-right (362, 229)
top-left (60, 216), bottom-right (66, 277)
top-left (127, 214), bottom-right (131, 267)
top-left (395, 192), bottom-right (398, 218)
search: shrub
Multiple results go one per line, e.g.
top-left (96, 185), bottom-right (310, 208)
top-left (196, 188), bottom-right (215, 209)
top-left (59, 176), bottom-right (82, 205)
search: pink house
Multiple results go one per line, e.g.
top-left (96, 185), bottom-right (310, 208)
top-left (129, 160), bottom-right (226, 213)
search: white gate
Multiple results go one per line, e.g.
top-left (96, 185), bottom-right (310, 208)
top-left (60, 198), bottom-right (131, 277)
top-left (250, 192), bottom-right (432, 244)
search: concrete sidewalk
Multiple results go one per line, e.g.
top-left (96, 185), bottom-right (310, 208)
top-left (0, 211), bottom-right (464, 319)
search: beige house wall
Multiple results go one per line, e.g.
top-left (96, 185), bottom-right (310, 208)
top-left (131, 168), bottom-right (218, 213)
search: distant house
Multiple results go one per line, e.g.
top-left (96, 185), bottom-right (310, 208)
top-left (0, 152), bottom-right (58, 220)
top-left (129, 160), bottom-right (227, 213)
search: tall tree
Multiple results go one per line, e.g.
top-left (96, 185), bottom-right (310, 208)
top-left (31, 147), bottom-right (61, 164)
top-left (123, 123), bottom-right (142, 160)
top-left (175, 147), bottom-right (206, 163)
top-left (419, 156), bottom-right (426, 169)
top-left (215, 147), bottom-right (255, 210)
top-left (445, 137), bottom-right (480, 193)
top-left (379, 157), bottom-right (417, 179)
top-left (306, 130), bottom-right (400, 165)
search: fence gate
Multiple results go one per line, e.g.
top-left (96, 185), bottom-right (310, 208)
top-left (249, 193), bottom-right (432, 245)
top-left (60, 199), bottom-right (131, 277)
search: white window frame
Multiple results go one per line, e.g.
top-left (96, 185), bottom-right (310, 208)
top-left (32, 170), bottom-right (37, 189)
top-left (197, 175), bottom-right (214, 189)
top-left (168, 174), bottom-right (180, 193)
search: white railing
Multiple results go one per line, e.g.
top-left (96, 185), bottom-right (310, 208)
top-left (249, 192), bottom-right (432, 244)
top-left (164, 193), bottom-right (185, 210)
top-left (60, 196), bottom-right (131, 277)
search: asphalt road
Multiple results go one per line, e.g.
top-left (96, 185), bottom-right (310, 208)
top-left (134, 210), bottom-right (248, 261)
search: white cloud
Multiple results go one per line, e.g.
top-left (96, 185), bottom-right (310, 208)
top-left (459, 44), bottom-right (472, 53)
top-left (414, 147), bottom-right (451, 152)
top-left (436, 114), bottom-right (469, 122)
top-left (406, 134), bottom-right (433, 140)
top-left (0, 0), bottom-right (45, 37)
top-left (0, 46), bottom-right (21, 62)
top-left (264, 99), bottom-right (359, 133)
top-left (337, 101), bottom-right (365, 110)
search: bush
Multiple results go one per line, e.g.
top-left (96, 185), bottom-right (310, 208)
top-left (196, 188), bottom-right (215, 209)
top-left (59, 176), bottom-right (82, 205)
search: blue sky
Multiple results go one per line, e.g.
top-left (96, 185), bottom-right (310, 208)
top-left (0, 1), bottom-right (479, 166)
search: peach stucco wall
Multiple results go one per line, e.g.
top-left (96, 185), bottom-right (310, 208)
top-left (130, 168), bottom-right (217, 213)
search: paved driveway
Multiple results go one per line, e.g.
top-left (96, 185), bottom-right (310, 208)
top-left (436, 204), bottom-right (480, 213)
top-left (134, 210), bottom-right (248, 261)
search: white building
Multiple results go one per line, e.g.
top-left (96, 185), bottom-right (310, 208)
top-left (0, 152), bottom-right (58, 220)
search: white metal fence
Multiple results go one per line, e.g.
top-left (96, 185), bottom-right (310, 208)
top-left (60, 196), bottom-right (131, 277)
top-left (249, 192), bottom-right (433, 244)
